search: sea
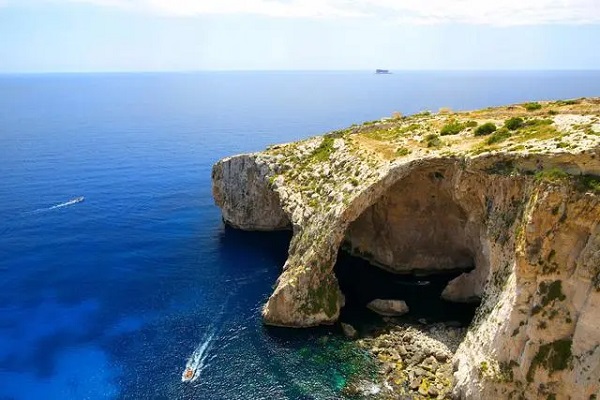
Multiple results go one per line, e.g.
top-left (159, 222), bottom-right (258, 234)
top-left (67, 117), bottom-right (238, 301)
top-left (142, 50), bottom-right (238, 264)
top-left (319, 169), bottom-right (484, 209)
top-left (1, 70), bottom-right (599, 399)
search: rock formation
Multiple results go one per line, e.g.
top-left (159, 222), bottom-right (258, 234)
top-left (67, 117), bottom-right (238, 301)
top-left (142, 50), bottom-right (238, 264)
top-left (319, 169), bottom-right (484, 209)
top-left (212, 99), bottom-right (600, 399)
top-left (367, 299), bottom-right (410, 316)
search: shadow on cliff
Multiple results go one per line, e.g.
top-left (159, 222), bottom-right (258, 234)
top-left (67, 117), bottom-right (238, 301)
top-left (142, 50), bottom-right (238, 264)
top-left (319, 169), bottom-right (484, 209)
top-left (334, 250), bottom-right (480, 329)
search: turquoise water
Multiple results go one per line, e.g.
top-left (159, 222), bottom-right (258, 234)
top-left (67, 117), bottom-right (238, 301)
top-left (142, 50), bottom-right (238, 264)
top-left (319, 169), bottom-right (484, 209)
top-left (1, 71), bottom-right (599, 399)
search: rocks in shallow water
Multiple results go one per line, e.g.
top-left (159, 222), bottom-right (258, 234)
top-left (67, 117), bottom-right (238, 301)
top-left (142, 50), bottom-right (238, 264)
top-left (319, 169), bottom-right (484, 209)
top-left (341, 322), bottom-right (358, 339)
top-left (357, 321), bottom-right (466, 399)
top-left (366, 299), bottom-right (409, 316)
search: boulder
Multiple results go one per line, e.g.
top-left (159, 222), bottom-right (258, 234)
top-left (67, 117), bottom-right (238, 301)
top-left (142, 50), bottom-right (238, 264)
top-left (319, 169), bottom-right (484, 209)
top-left (341, 322), bottom-right (358, 339)
top-left (367, 299), bottom-right (409, 317)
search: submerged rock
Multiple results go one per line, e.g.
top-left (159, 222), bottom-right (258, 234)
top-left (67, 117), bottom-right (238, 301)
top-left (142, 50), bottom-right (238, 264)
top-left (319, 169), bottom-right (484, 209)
top-left (367, 299), bottom-right (410, 317)
top-left (341, 322), bottom-right (358, 339)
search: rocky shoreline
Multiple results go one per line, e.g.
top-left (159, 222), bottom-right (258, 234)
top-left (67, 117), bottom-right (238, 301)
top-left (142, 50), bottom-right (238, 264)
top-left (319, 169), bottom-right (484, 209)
top-left (342, 320), bottom-right (466, 399)
top-left (213, 98), bottom-right (600, 398)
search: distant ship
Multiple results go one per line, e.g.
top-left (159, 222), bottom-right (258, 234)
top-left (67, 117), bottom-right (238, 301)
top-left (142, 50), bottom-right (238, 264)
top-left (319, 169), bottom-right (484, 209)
top-left (375, 69), bottom-right (391, 74)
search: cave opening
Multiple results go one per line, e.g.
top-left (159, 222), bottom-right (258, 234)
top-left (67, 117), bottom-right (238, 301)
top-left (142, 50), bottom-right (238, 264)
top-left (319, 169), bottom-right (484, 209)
top-left (334, 249), bottom-right (480, 329)
top-left (334, 167), bottom-right (484, 330)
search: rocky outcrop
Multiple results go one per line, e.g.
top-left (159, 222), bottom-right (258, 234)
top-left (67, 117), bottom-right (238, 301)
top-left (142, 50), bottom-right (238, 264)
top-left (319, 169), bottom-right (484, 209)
top-left (212, 99), bottom-right (600, 398)
top-left (367, 299), bottom-right (410, 316)
top-left (341, 322), bottom-right (358, 339)
top-left (212, 154), bottom-right (290, 230)
top-left (352, 321), bottom-right (465, 399)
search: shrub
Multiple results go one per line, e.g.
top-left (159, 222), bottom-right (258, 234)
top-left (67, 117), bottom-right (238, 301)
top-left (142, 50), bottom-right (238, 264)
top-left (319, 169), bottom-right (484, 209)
top-left (535, 168), bottom-right (568, 183)
top-left (505, 117), bottom-right (524, 130)
top-left (474, 122), bottom-right (497, 136)
top-left (524, 102), bottom-right (542, 111)
top-left (575, 175), bottom-right (600, 194)
top-left (440, 121), bottom-right (465, 136)
top-left (414, 110), bottom-right (431, 117)
top-left (311, 136), bottom-right (335, 162)
top-left (486, 128), bottom-right (512, 145)
top-left (465, 120), bottom-right (478, 128)
top-left (555, 99), bottom-right (579, 106)
top-left (396, 147), bottom-right (411, 156)
top-left (423, 133), bottom-right (442, 148)
top-left (524, 118), bottom-right (553, 127)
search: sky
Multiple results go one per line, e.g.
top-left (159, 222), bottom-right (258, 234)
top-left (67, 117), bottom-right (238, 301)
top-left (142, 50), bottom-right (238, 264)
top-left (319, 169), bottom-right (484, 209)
top-left (0, 0), bottom-right (599, 72)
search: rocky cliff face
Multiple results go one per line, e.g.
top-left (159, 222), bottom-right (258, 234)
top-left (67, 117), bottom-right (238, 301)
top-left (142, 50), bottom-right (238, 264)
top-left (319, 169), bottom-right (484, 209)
top-left (212, 99), bottom-right (600, 399)
top-left (212, 155), bottom-right (290, 230)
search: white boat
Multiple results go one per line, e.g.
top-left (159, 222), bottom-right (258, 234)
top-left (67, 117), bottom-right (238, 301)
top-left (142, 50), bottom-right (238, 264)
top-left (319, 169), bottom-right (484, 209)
top-left (181, 366), bottom-right (198, 383)
top-left (181, 333), bottom-right (214, 383)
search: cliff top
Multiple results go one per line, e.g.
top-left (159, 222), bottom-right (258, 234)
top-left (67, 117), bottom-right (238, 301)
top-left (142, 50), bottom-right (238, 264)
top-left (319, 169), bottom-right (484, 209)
top-left (259, 98), bottom-right (599, 216)
top-left (266, 98), bottom-right (599, 160)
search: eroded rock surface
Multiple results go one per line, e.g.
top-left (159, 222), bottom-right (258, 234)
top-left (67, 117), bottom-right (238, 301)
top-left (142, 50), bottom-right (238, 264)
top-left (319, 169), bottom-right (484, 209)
top-left (212, 99), bottom-right (600, 398)
top-left (367, 299), bottom-right (410, 316)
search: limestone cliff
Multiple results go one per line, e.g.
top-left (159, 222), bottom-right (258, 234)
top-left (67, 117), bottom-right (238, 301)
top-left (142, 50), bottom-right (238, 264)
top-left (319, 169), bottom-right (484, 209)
top-left (212, 99), bottom-right (600, 399)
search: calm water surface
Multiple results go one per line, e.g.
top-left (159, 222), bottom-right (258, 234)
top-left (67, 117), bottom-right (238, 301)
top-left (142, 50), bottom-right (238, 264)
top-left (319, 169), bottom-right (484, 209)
top-left (1, 71), bottom-right (599, 399)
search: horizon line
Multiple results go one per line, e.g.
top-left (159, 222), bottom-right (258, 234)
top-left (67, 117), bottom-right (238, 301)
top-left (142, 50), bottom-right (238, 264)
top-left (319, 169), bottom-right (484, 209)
top-left (2, 68), bottom-right (600, 76)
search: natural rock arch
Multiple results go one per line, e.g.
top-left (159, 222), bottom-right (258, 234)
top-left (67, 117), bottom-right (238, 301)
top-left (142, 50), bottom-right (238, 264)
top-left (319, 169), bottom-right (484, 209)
top-left (213, 149), bottom-right (600, 399)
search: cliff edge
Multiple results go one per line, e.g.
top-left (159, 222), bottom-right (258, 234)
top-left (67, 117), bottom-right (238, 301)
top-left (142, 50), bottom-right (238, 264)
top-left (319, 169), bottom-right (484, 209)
top-left (212, 99), bottom-right (600, 399)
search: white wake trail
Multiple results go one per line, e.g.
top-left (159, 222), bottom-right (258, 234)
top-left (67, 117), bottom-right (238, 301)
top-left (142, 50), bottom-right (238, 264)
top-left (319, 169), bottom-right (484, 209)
top-left (181, 330), bottom-right (216, 383)
top-left (29, 196), bottom-right (85, 213)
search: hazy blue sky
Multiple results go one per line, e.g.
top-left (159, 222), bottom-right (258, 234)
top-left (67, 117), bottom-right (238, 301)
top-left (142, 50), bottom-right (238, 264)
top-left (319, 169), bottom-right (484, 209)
top-left (1, 0), bottom-right (599, 72)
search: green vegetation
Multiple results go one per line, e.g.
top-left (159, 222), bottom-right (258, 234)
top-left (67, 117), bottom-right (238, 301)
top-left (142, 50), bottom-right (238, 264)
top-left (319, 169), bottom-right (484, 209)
top-left (575, 175), bottom-right (600, 194)
top-left (465, 120), bottom-right (478, 128)
top-left (516, 119), bottom-right (558, 141)
top-left (505, 117), bottom-right (525, 130)
top-left (539, 280), bottom-right (566, 306)
top-left (532, 280), bottom-right (566, 315)
top-left (480, 361), bottom-right (489, 373)
top-left (364, 123), bottom-right (420, 141)
top-left (396, 147), bottom-right (411, 156)
top-left (535, 168), bottom-right (569, 183)
top-left (524, 102), bottom-right (543, 111)
top-left (361, 119), bottom-right (381, 126)
top-left (300, 276), bottom-right (339, 318)
top-left (486, 128), bottom-right (512, 145)
top-left (440, 120), bottom-right (466, 136)
top-left (485, 160), bottom-right (516, 175)
top-left (474, 122), bottom-right (497, 136)
top-left (418, 377), bottom-right (431, 393)
top-left (525, 118), bottom-right (553, 127)
top-left (311, 136), bottom-right (335, 162)
top-left (413, 110), bottom-right (431, 117)
top-left (526, 339), bottom-right (573, 382)
top-left (423, 133), bottom-right (442, 148)
top-left (554, 99), bottom-right (579, 106)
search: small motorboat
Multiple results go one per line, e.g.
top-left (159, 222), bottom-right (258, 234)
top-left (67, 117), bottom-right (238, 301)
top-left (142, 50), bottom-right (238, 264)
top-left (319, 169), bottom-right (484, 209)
top-left (73, 196), bottom-right (85, 203)
top-left (182, 366), bottom-right (199, 383)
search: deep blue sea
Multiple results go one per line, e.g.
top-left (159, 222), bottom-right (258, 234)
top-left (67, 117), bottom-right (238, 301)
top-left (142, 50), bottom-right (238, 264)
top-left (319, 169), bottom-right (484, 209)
top-left (1, 71), bottom-right (599, 400)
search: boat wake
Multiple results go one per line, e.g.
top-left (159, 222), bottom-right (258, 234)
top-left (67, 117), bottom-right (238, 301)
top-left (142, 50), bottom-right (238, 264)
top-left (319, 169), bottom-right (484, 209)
top-left (181, 330), bottom-right (215, 383)
top-left (29, 196), bottom-right (85, 213)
